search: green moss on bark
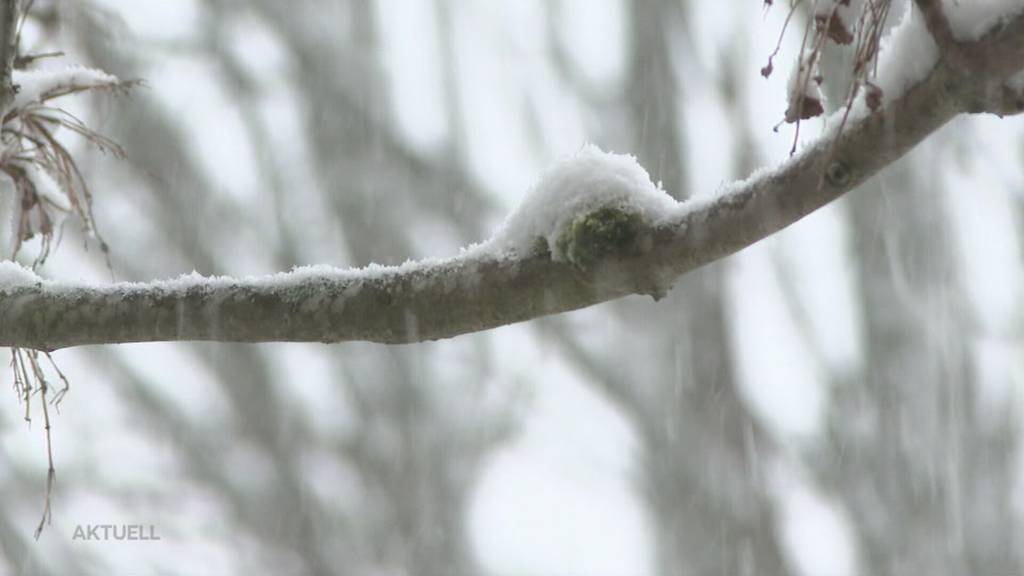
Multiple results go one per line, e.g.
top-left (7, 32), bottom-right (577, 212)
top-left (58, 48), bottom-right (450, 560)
top-left (557, 206), bottom-right (641, 268)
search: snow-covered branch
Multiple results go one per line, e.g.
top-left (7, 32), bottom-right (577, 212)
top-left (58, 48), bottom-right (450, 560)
top-left (913, 0), bottom-right (958, 52)
top-left (2, 2), bottom-right (1024, 351)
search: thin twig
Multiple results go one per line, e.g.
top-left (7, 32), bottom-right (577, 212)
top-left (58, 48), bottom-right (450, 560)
top-left (28, 351), bottom-right (55, 540)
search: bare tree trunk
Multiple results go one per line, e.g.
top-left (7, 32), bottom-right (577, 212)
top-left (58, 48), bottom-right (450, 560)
top-left (814, 154), bottom-right (1022, 574)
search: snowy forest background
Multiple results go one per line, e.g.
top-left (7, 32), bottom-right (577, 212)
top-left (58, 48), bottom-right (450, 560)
top-left (2, 0), bottom-right (1024, 574)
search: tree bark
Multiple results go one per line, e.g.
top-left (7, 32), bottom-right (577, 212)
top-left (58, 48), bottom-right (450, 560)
top-left (0, 0), bottom-right (18, 113)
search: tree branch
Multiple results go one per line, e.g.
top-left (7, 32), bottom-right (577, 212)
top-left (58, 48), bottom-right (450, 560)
top-left (0, 0), bottom-right (18, 112)
top-left (912, 0), bottom-right (958, 53)
top-left (2, 7), bottom-right (1024, 351)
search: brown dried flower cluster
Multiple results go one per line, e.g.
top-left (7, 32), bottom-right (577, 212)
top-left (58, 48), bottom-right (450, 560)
top-left (763, 0), bottom-right (894, 153)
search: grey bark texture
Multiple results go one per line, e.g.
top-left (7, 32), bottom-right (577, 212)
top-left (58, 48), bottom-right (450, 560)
top-left (0, 0), bottom-right (18, 113)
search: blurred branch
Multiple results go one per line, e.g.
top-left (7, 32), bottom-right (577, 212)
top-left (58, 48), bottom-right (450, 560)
top-left (200, 1), bottom-right (303, 267)
top-left (0, 0), bottom-right (18, 112)
top-left (250, 0), bottom-right (495, 246)
top-left (537, 318), bottom-right (652, 421)
top-left (3, 12), bottom-right (1024, 350)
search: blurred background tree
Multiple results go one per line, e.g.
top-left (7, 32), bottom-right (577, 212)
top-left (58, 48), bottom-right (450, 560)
top-left (1, 0), bottom-right (1022, 574)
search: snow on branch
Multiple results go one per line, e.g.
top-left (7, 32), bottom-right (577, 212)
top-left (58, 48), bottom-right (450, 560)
top-left (9, 65), bottom-right (120, 110)
top-left (2, 2), bottom-right (1024, 351)
top-left (0, 61), bottom-right (128, 264)
top-left (937, 0), bottom-right (1024, 42)
top-left (483, 144), bottom-right (679, 266)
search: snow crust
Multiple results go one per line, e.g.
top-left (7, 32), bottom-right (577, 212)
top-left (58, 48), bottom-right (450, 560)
top-left (817, 1), bottom-right (938, 128)
top-left (0, 146), bottom-right (683, 297)
top-left (10, 65), bottom-right (119, 110)
top-left (483, 144), bottom-right (679, 260)
top-left (53, 259), bottom-right (452, 300)
top-left (941, 0), bottom-right (1024, 41)
top-left (875, 4), bottom-right (939, 104)
top-left (0, 260), bottom-right (40, 290)
top-left (872, 0), bottom-right (1024, 102)
top-left (821, 0), bottom-right (1023, 128)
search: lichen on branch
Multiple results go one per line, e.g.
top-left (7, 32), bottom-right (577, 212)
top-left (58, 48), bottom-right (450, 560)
top-left (556, 206), bottom-right (643, 269)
